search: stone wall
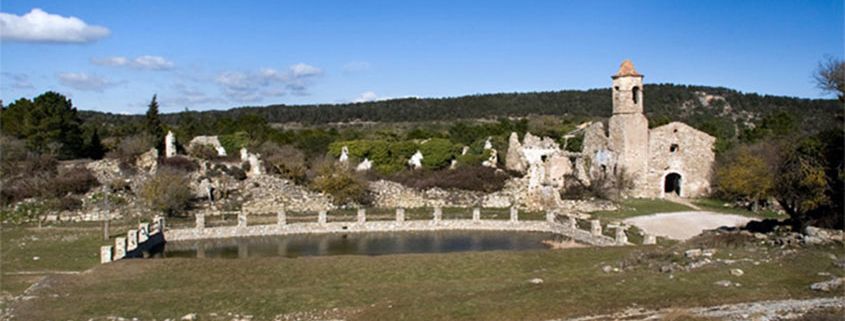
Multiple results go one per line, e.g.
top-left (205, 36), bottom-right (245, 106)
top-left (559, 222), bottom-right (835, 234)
top-left (644, 122), bottom-right (715, 198)
top-left (166, 208), bottom-right (622, 247)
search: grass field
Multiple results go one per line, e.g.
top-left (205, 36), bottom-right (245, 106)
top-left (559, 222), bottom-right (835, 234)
top-left (2, 221), bottom-right (843, 321)
top-left (692, 199), bottom-right (785, 220)
top-left (591, 198), bottom-right (694, 220)
top-left (591, 198), bottom-right (784, 222)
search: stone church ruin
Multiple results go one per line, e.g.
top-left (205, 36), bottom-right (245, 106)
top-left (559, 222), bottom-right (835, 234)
top-left (507, 60), bottom-right (715, 199)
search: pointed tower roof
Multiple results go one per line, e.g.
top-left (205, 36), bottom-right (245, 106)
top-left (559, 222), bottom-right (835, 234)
top-left (612, 59), bottom-right (643, 79)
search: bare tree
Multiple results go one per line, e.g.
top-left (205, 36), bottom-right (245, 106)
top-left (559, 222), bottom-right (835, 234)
top-left (814, 56), bottom-right (845, 103)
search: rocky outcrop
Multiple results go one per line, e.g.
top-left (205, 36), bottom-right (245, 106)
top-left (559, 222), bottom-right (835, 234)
top-left (85, 158), bottom-right (125, 185)
top-left (505, 132), bottom-right (526, 172)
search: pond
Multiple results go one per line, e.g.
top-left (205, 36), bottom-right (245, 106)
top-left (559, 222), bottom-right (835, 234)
top-left (164, 230), bottom-right (563, 258)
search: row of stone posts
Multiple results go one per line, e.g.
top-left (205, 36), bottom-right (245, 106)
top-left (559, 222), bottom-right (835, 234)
top-left (101, 216), bottom-right (165, 264)
top-left (191, 208), bottom-right (654, 246)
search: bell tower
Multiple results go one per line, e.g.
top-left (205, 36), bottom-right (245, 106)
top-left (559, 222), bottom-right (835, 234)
top-left (612, 60), bottom-right (644, 114)
top-left (608, 60), bottom-right (649, 192)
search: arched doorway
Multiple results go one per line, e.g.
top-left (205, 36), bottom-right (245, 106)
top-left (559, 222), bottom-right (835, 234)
top-left (664, 173), bottom-right (682, 196)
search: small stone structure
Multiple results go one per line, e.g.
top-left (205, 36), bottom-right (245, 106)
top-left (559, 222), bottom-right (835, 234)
top-left (164, 131), bottom-right (177, 158)
top-left (396, 208), bottom-right (405, 223)
top-left (356, 158), bottom-right (372, 171)
top-left (318, 210), bottom-right (327, 224)
top-left (408, 150), bottom-right (423, 169)
top-left (357, 209), bottom-right (366, 223)
top-left (277, 210), bottom-right (287, 226)
top-left (643, 234), bottom-right (657, 245)
top-left (590, 220), bottom-right (602, 237)
top-left (188, 136), bottom-right (227, 156)
top-left (339, 146), bottom-right (350, 163)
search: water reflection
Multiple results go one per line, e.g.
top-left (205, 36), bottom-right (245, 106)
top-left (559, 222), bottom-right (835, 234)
top-left (165, 230), bottom-right (561, 258)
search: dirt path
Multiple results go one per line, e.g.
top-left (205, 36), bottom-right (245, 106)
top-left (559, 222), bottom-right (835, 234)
top-left (623, 211), bottom-right (752, 240)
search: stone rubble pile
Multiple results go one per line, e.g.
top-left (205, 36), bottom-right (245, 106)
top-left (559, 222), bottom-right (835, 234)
top-left (240, 175), bottom-right (334, 213)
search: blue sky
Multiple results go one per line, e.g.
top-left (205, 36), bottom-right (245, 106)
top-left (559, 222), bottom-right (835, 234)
top-left (1, 1), bottom-right (842, 114)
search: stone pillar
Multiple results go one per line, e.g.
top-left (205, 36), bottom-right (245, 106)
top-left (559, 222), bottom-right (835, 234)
top-left (590, 220), bottom-right (602, 237)
top-left (127, 229), bottom-right (138, 251)
top-left (155, 215), bottom-right (166, 233)
top-left (138, 223), bottom-right (150, 243)
top-left (277, 210), bottom-right (286, 226)
top-left (396, 208), bottom-right (405, 223)
top-left (433, 207), bottom-right (442, 223)
top-left (567, 216), bottom-right (577, 229)
top-left (100, 245), bottom-right (113, 264)
top-left (357, 208), bottom-right (366, 224)
top-left (509, 207), bottom-right (518, 222)
top-left (318, 210), bottom-right (327, 224)
top-left (546, 210), bottom-right (556, 223)
top-left (643, 234), bottom-right (657, 245)
top-left (151, 215), bottom-right (161, 235)
top-left (114, 237), bottom-right (126, 260)
top-left (164, 131), bottom-right (176, 158)
top-left (237, 212), bottom-right (247, 228)
top-left (196, 213), bottom-right (205, 230)
top-left (472, 208), bottom-right (481, 222)
top-left (615, 227), bottom-right (628, 244)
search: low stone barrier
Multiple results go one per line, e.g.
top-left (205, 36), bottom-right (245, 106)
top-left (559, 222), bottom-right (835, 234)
top-left (166, 208), bottom-right (620, 247)
top-left (101, 216), bottom-right (167, 264)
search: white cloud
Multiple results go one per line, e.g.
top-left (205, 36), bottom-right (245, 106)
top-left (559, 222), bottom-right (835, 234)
top-left (289, 63), bottom-right (322, 78)
top-left (343, 61), bottom-right (371, 73)
top-left (353, 91), bottom-right (379, 103)
top-left (165, 84), bottom-right (225, 107)
top-left (215, 63), bottom-right (323, 102)
top-left (0, 8), bottom-right (110, 43)
top-left (133, 55), bottom-right (174, 70)
top-left (57, 72), bottom-right (119, 92)
top-left (91, 56), bottom-right (128, 66)
top-left (1, 72), bottom-right (35, 89)
top-left (91, 55), bottom-right (174, 70)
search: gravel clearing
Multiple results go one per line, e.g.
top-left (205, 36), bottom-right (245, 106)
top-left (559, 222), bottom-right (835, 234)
top-left (623, 211), bottom-right (753, 240)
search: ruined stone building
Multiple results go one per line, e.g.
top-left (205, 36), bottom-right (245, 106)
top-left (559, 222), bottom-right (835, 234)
top-left (507, 60), bottom-right (715, 199)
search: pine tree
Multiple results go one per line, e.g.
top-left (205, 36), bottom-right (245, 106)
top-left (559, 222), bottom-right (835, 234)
top-left (85, 128), bottom-right (106, 160)
top-left (177, 108), bottom-right (198, 140)
top-left (145, 95), bottom-right (164, 150)
top-left (16, 92), bottom-right (84, 159)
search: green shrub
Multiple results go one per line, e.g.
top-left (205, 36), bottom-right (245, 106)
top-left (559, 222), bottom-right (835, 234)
top-left (329, 139), bottom-right (420, 175)
top-left (419, 138), bottom-right (460, 170)
top-left (389, 166), bottom-right (511, 193)
top-left (310, 161), bottom-right (371, 206)
top-left (0, 201), bottom-right (49, 224)
top-left (219, 131), bottom-right (250, 155)
top-left (141, 168), bottom-right (194, 216)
